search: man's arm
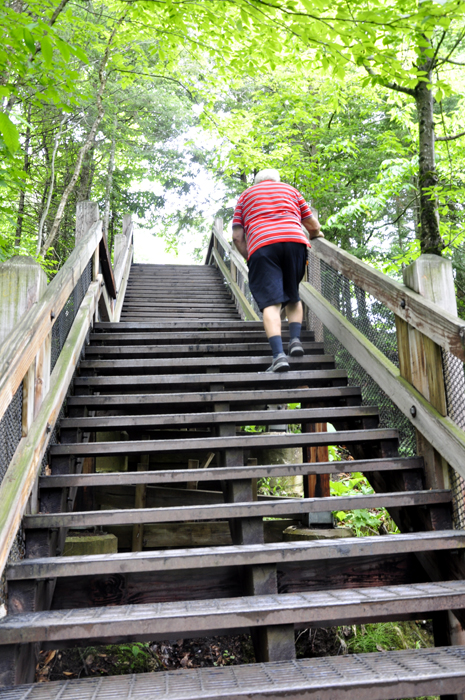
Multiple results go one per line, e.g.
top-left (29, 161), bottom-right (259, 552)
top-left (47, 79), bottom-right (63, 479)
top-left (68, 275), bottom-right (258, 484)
top-left (232, 225), bottom-right (248, 259)
top-left (302, 214), bottom-right (324, 240)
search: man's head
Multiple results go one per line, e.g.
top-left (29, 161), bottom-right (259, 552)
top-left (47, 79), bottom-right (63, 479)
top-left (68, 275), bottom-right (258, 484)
top-left (254, 169), bottom-right (281, 185)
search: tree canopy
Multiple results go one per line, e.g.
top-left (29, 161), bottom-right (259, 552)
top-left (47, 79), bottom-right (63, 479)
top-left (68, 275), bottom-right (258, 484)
top-left (1, 0), bottom-right (465, 310)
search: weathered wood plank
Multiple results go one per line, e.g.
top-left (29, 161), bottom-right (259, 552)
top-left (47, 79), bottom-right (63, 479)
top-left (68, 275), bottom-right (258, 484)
top-left (73, 368), bottom-right (348, 390)
top-left (79, 355), bottom-right (334, 372)
top-left (84, 341), bottom-right (322, 357)
top-left (58, 406), bottom-right (378, 430)
top-left (66, 387), bottom-right (361, 412)
top-left (310, 238), bottom-right (465, 362)
top-left (2, 581), bottom-right (465, 645)
top-left (8, 530), bottom-right (461, 581)
top-left (23, 490), bottom-right (451, 529)
top-left (48, 428), bottom-right (398, 457)
top-left (38, 457), bottom-right (424, 489)
top-left (299, 282), bottom-right (465, 483)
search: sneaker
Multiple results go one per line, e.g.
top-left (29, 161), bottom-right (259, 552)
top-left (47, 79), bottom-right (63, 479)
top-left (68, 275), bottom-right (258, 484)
top-left (266, 353), bottom-right (290, 373)
top-left (288, 338), bottom-right (304, 357)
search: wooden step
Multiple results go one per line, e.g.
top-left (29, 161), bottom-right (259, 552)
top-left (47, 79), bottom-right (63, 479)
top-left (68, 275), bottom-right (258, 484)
top-left (1, 582), bottom-right (464, 645)
top-left (94, 321), bottom-right (268, 331)
top-left (5, 646), bottom-right (465, 700)
top-left (120, 314), bottom-right (242, 320)
top-left (23, 490), bottom-right (451, 529)
top-left (49, 428), bottom-right (398, 457)
top-left (78, 355), bottom-right (335, 373)
top-left (67, 386), bottom-right (362, 410)
top-left (58, 405), bottom-right (379, 431)
top-left (73, 368), bottom-right (348, 390)
top-left (38, 457), bottom-right (424, 489)
top-left (89, 331), bottom-right (314, 344)
top-left (7, 529), bottom-right (460, 581)
top-left (122, 300), bottom-right (238, 309)
top-left (124, 291), bottom-right (233, 299)
top-left (84, 342), bottom-right (323, 357)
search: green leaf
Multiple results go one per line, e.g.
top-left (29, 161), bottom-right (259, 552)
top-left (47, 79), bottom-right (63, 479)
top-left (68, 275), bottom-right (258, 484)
top-left (23, 27), bottom-right (35, 53)
top-left (56, 38), bottom-right (70, 62)
top-left (0, 113), bottom-right (20, 154)
top-left (40, 36), bottom-right (53, 68)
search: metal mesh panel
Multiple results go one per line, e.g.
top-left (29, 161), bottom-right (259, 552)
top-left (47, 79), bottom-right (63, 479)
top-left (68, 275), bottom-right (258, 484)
top-left (0, 386), bottom-right (24, 608)
top-left (442, 350), bottom-right (465, 528)
top-left (51, 260), bottom-right (92, 371)
top-left (307, 251), bottom-right (416, 457)
top-left (0, 385), bottom-right (23, 487)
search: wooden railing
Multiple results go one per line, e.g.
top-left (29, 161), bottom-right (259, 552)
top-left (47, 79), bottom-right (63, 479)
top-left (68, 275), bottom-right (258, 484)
top-left (206, 218), bottom-right (259, 321)
top-left (207, 220), bottom-right (465, 496)
top-left (0, 202), bottom-right (133, 577)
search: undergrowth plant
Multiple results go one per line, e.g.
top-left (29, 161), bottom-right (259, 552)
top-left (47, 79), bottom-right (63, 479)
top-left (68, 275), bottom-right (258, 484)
top-left (330, 472), bottom-right (400, 536)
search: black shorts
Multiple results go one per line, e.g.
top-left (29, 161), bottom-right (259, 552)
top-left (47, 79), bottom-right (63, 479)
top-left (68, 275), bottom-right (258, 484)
top-left (247, 242), bottom-right (308, 312)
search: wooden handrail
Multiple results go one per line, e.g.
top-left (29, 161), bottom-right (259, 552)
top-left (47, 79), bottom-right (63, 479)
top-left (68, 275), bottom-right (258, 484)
top-left (212, 249), bottom-right (259, 321)
top-left (0, 221), bottom-right (103, 423)
top-left (207, 219), bottom-right (259, 321)
top-left (114, 221), bottom-right (133, 293)
top-left (310, 238), bottom-right (465, 363)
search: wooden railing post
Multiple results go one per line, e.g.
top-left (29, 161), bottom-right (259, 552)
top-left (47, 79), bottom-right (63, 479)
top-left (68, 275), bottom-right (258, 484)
top-left (0, 257), bottom-right (48, 438)
top-left (76, 201), bottom-right (100, 281)
top-left (399, 255), bottom-right (459, 490)
top-left (398, 254), bottom-right (465, 677)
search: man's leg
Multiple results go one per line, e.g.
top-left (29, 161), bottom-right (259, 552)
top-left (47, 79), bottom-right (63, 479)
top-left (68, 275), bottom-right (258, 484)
top-left (262, 304), bottom-right (289, 372)
top-left (285, 301), bottom-right (304, 356)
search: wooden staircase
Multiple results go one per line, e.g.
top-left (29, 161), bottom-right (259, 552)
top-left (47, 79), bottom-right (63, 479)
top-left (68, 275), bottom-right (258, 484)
top-left (2, 262), bottom-right (465, 699)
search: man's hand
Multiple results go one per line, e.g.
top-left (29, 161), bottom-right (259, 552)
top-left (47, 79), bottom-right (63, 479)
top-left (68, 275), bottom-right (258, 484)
top-left (232, 225), bottom-right (248, 259)
top-left (309, 231), bottom-right (325, 240)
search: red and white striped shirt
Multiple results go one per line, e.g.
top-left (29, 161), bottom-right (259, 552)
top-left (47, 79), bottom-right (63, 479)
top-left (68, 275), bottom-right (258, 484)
top-left (232, 181), bottom-right (312, 259)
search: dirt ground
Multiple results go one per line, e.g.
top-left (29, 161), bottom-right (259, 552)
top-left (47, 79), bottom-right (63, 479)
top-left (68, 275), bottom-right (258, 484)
top-left (35, 628), bottom-right (344, 681)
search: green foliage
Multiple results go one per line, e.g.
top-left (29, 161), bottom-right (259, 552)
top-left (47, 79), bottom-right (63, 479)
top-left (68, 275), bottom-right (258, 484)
top-left (115, 643), bottom-right (153, 672)
top-left (331, 472), bottom-right (400, 536)
top-left (344, 620), bottom-right (433, 654)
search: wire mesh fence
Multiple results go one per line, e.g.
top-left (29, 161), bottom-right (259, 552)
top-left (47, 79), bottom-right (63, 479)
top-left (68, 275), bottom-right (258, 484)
top-left (51, 260), bottom-right (93, 371)
top-left (306, 251), bottom-right (416, 458)
top-left (442, 349), bottom-right (465, 529)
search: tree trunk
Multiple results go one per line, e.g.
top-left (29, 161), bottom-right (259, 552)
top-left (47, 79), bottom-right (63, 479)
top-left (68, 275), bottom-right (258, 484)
top-left (75, 144), bottom-right (95, 202)
top-left (415, 48), bottom-right (443, 256)
top-left (103, 115), bottom-right (117, 240)
top-left (14, 105), bottom-right (32, 247)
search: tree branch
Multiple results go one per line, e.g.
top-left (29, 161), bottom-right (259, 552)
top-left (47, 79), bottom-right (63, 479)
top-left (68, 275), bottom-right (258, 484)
top-left (442, 58), bottom-right (465, 66)
top-left (363, 65), bottom-right (416, 97)
top-left (48, 0), bottom-right (72, 26)
top-left (115, 69), bottom-right (195, 100)
top-left (436, 130), bottom-right (465, 142)
top-left (435, 29), bottom-right (465, 67)
top-left (368, 196), bottom-right (418, 230)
